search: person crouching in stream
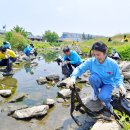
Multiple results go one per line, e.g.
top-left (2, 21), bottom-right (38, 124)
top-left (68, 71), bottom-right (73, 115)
top-left (0, 47), bottom-right (17, 74)
top-left (63, 46), bottom-right (82, 73)
top-left (67, 41), bottom-right (126, 113)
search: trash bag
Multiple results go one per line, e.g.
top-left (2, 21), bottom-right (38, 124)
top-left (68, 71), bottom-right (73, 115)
top-left (62, 64), bottom-right (73, 77)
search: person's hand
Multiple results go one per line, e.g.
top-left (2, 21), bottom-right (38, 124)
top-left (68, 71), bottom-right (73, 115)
top-left (66, 61), bottom-right (70, 64)
top-left (119, 85), bottom-right (126, 96)
top-left (66, 78), bottom-right (76, 88)
top-left (5, 54), bottom-right (10, 59)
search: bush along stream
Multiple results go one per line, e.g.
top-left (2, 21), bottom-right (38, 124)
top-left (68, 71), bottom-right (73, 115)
top-left (0, 48), bottom-right (130, 130)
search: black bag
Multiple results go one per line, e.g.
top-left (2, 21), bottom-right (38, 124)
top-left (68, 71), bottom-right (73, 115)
top-left (62, 64), bottom-right (73, 77)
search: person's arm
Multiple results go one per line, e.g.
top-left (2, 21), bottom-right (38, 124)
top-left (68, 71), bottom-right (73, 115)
top-left (70, 52), bottom-right (81, 64)
top-left (71, 59), bottom-right (91, 80)
top-left (63, 55), bottom-right (67, 61)
top-left (113, 63), bottom-right (124, 88)
top-left (8, 50), bottom-right (16, 58)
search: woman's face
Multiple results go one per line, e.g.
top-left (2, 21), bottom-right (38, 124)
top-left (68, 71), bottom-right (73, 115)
top-left (92, 50), bottom-right (106, 63)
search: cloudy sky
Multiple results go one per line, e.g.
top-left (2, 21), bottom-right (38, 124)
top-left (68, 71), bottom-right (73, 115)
top-left (0, 0), bottom-right (130, 36)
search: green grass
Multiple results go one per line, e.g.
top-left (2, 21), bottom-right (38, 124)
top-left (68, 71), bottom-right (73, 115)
top-left (79, 34), bottom-right (130, 60)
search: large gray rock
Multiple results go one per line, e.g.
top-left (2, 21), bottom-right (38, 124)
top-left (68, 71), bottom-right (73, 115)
top-left (12, 105), bottom-right (49, 119)
top-left (58, 89), bottom-right (71, 98)
top-left (91, 120), bottom-right (121, 130)
top-left (122, 72), bottom-right (130, 80)
top-left (8, 104), bottom-right (28, 115)
top-left (46, 98), bottom-right (55, 106)
top-left (46, 74), bottom-right (60, 81)
top-left (36, 77), bottom-right (48, 85)
top-left (81, 97), bottom-right (104, 112)
top-left (120, 62), bottom-right (130, 72)
top-left (9, 93), bottom-right (27, 103)
top-left (0, 90), bottom-right (12, 97)
top-left (57, 78), bottom-right (71, 88)
top-left (57, 98), bottom-right (64, 103)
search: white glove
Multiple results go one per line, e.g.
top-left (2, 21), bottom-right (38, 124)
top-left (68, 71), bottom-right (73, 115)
top-left (119, 85), bottom-right (126, 95)
top-left (66, 78), bottom-right (76, 88)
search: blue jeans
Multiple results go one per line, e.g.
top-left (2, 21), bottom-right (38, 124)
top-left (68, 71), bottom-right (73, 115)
top-left (89, 73), bottom-right (114, 109)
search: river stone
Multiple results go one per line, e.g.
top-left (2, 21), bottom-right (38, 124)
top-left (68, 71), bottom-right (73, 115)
top-left (121, 62), bottom-right (130, 72)
top-left (12, 105), bottom-right (49, 119)
top-left (46, 74), bottom-right (60, 81)
top-left (91, 120), bottom-right (121, 130)
top-left (9, 93), bottom-right (27, 103)
top-left (46, 98), bottom-right (55, 106)
top-left (8, 104), bottom-right (28, 115)
top-left (57, 78), bottom-right (71, 88)
top-left (58, 89), bottom-right (71, 98)
top-left (78, 79), bottom-right (88, 83)
top-left (122, 72), bottom-right (130, 80)
top-left (81, 97), bottom-right (104, 112)
top-left (0, 73), bottom-right (4, 80)
top-left (0, 96), bottom-right (4, 102)
top-left (36, 77), bottom-right (48, 85)
top-left (0, 90), bottom-right (12, 97)
top-left (57, 98), bottom-right (64, 103)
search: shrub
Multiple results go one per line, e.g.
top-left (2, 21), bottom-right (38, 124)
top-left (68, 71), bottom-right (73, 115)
top-left (5, 32), bottom-right (30, 51)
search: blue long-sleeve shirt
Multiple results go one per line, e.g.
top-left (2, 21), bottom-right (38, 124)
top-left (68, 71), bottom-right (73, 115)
top-left (71, 57), bottom-right (124, 87)
top-left (63, 51), bottom-right (82, 65)
top-left (24, 46), bottom-right (32, 54)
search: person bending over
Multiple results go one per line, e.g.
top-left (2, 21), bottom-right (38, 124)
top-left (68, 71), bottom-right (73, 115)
top-left (67, 41), bottom-right (126, 113)
top-left (0, 47), bottom-right (16, 73)
top-left (63, 46), bottom-right (82, 72)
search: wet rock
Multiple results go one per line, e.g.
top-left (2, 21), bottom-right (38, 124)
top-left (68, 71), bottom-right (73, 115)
top-left (81, 97), bottom-right (104, 112)
top-left (121, 62), bottom-right (130, 72)
top-left (36, 77), bottom-right (48, 85)
top-left (46, 98), bottom-right (55, 106)
top-left (122, 72), bottom-right (130, 80)
top-left (8, 104), bottom-right (28, 115)
top-left (91, 120), bottom-right (121, 130)
top-left (58, 89), bottom-right (71, 98)
top-left (0, 90), bottom-right (12, 97)
top-left (12, 105), bottom-right (49, 119)
top-left (30, 62), bottom-right (38, 67)
top-left (57, 78), bottom-right (70, 88)
top-left (9, 93), bottom-right (27, 103)
top-left (0, 73), bottom-right (4, 80)
top-left (57, 98), bottom-right (64, 103)
top-left (46, 74), bottom-right (60, 81)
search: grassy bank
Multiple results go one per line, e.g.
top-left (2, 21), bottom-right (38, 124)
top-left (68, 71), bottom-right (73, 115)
top-left (80, 34), bottom-right (130, 60)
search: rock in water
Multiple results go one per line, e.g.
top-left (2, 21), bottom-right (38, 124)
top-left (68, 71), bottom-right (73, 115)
top-left (12, 105), bottom-right (49, 119)
top-left (58, 89), bottom-right (71, 98)
top-left (57, 78), bottom-right (71, 88)
top-left (0, 90), bottom-right (12, 97)
top-left (36, 77), bottom-right (48, 85)
top-left (81, 97), bottom-right (104, 112)
top-left (8, 104), bottom-right (28, 115)
top-left (57, 98), bottom-right (64, 103)
top-left (91, 120), bottom-right (121, 130)
top-left (46, 74), bottom-right (60, 81)
top-left (121, 62), bottom-right (130, 72)
top-left (46, 98), bottom-right (55, 106)
top-left (9, 93), bottom-right (27, 103)
top-left (122, 72), bottom-right (130, 80)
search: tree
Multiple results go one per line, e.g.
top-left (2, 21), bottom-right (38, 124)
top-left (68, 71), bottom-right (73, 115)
top-left (82, 32), bottom-right (86, 40)
top-left (42, 30), bottom-right (59, 43)
top-left (11, 25), bottom-right (27, 38)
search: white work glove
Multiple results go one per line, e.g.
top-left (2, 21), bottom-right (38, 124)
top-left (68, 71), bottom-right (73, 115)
top-left (119, 85), bottom-right (126, 95)
top-left (66, 78), bottom-right (76, 88)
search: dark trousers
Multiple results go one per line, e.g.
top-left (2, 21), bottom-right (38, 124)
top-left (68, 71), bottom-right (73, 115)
top-left (0, 58), bottom-right (16, 72)
top-left (65, 58), bottom-right (81, 71)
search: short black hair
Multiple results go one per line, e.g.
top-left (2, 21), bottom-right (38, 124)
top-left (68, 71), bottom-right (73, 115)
top-left (90, 41), bottom-right (108, 56)
top-left (30, 43), bottom-right (34, 48)
top-left (63, 46), bottom-right (70, 53)
top-left (0, 47), bottom-right (7, 52)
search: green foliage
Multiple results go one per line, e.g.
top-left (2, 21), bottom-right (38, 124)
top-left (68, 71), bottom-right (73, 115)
top-left (11, 25), bottom-right (28, 38)
top-left (114, 110), bottom-right (130, 130)
top-left (5, 32), bottom-right (29, 51)
top-left (43, 30), bottom-right (59, 43)
top-left (32, 41), bottom-right (51, 49)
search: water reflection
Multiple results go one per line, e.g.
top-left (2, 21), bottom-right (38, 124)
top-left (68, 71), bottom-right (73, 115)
top-left (24, 62), bottom-right (34, 75)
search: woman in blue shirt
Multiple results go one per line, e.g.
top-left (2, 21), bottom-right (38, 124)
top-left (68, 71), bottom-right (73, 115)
top-left (68, 41), bottom-right (126, 113)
